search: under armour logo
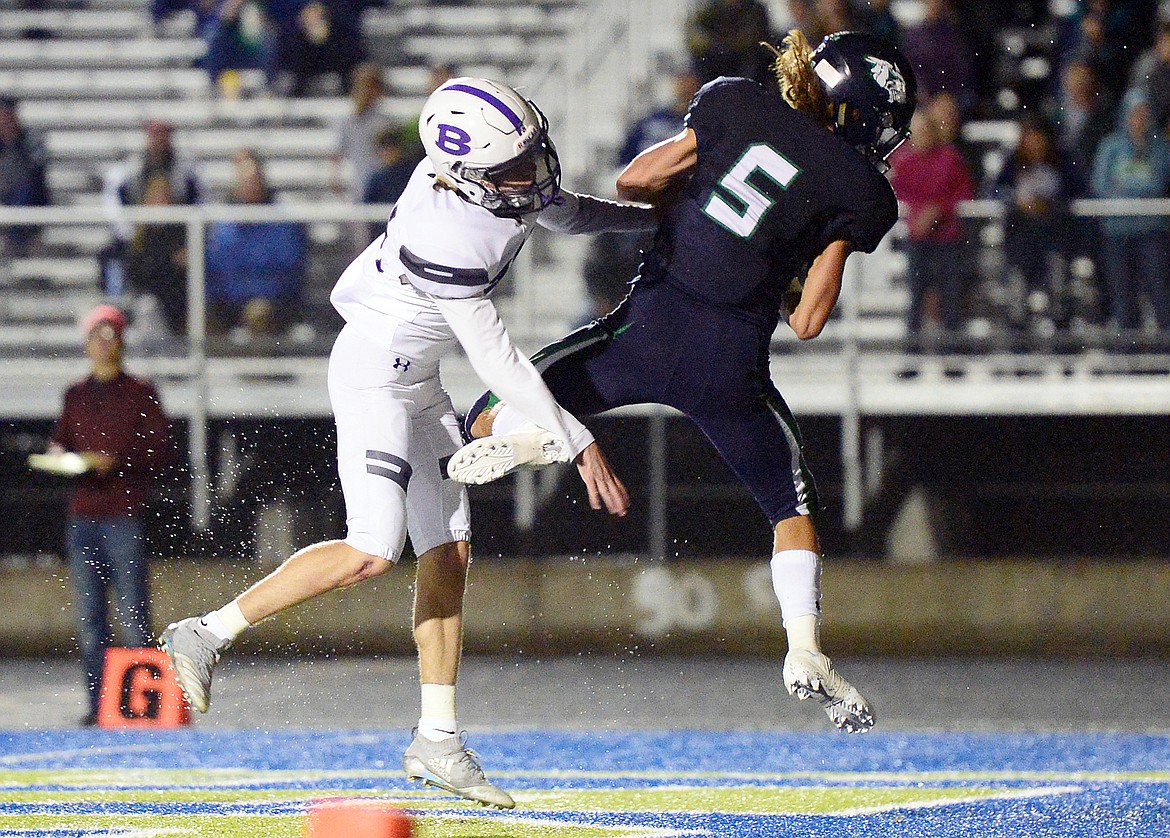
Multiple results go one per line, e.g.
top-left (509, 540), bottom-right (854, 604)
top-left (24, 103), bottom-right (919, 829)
top-left (393, 357), bottom-right (411, 371)
top-left (436, 124), bottom-right (472, 155)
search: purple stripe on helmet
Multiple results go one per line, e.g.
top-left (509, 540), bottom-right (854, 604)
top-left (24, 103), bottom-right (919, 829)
top-left (445, 83), bottom-right (525, 133)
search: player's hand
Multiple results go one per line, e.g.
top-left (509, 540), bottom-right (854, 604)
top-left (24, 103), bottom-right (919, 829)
top-left (780, 276), bottom-right (804, 321)
top-left (81, 451), bottom-right (117, 475)
top-left (575, 442), bottom-right (629, 517)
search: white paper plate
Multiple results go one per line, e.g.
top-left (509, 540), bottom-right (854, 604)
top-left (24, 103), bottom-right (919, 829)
top-left (28, 452), bottom-right (91, 476)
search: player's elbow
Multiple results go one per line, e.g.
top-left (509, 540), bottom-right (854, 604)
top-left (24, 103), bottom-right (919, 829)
top-left (617, 166), bottom-right (667, 204)
top-left (615, 172), bottom-right (648, 202)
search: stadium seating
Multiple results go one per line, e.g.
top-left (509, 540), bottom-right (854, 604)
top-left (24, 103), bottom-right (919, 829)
top-left (0, 0), bottom-right (583, 357)
top-left (0, 0), bottom-right (1061, 359)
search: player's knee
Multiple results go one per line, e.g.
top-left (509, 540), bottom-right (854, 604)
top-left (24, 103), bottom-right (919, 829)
top-left (354, 556), bottom-right (393, 581)
top-left (335, 540), bottom-right (395, 582)
top-left (421, 542), bottom-right (469, 580)
top-left (772, 512), bottom-right (819, 554)
top-left (416, 542), bottom-right (469, 604)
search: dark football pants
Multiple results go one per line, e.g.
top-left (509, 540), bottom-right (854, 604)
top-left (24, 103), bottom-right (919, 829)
top-left (466, 281), bottom-right (818, 526)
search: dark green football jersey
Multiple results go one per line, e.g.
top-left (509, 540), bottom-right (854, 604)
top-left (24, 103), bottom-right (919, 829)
top-left (640, 77), bottom-right (898, 325)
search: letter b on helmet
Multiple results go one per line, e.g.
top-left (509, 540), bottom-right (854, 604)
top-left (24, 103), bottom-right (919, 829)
top-left (436, 124), bottom-right (472, 156)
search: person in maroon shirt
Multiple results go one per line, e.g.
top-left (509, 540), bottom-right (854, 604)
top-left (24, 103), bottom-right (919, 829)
top-left (47, 304), bottom-right (176, 725)
top-left (889, 102), bottom-right (975, 353)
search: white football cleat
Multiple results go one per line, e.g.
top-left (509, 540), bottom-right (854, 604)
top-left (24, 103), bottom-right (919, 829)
top-left (447, 430), bottom-right (570, 485)
top-left (159, 617), bottom-right (231, 713)
top-left (403, 728), bottom-right (515, 809)
top-left (783, 649), bottom-right (874, 734)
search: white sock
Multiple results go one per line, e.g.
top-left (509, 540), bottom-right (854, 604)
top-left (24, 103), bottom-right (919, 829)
top-left (418, 683), bottom-right (457, 741)
top-left (770, 549), bottom-right (822, 652)
top-left (785, 613), bottom-right (821, 653)
top-left (200, 601), bottom-right (250, 642)
top-left (490, 404), bottom-right (540, 437)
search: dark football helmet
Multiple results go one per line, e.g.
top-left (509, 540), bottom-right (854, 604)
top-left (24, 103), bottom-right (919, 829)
top-left (810, 31), bottom-right (917, 169)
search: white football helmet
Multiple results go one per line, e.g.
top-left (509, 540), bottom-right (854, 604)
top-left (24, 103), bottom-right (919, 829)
top-left (419, 77), bottom-right (561, 217)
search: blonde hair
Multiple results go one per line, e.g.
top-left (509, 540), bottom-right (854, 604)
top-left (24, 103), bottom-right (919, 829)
top-left (763, 30), bottom-right (830, 125)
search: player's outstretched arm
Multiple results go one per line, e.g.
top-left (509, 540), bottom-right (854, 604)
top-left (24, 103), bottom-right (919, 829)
top-left (788, 239), bottom-right (850, 340)
top-left (616, 128), bottom-right (698, 207)
top-left (575, 441), bottom-right (629, 517)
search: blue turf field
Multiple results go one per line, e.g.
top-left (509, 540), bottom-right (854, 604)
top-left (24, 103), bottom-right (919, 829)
top-left (3, 728), bottom-right (1170, 836)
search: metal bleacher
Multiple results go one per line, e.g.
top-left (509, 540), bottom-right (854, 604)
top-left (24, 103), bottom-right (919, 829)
top-left (0, 0), bottom-right (584, 356)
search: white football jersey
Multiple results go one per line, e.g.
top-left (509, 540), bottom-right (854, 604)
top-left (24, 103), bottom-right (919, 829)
top-left (331, 160), bottom-right (533, 349)
top-left (329, 160), bottom-right (655, 460)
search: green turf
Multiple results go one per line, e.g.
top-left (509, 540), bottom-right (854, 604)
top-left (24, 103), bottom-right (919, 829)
top-left (0, 764), bottom-right (1105, 836)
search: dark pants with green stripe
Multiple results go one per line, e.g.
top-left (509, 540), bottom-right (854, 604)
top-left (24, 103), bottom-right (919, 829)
top-left (465, 281), bottom-right (818, 526)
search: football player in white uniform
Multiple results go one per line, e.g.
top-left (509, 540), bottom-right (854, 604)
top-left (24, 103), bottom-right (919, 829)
top-left (160, 78), bottom-right (655, 809)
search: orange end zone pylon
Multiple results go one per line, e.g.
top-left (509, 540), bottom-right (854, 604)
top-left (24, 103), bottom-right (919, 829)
top-left (96, 647), bottom-right (191, 728)
top-left (303, 799), bottom-right (415, 838)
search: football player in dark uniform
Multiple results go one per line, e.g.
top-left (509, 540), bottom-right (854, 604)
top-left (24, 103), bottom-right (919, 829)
top-left (450, 31), bottom-right (916, 734)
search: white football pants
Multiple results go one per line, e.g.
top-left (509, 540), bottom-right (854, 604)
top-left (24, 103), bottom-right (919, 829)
top-left (328, 323), bottom-right (470, 562)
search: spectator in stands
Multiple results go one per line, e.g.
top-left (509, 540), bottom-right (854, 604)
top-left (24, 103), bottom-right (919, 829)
top-left (685, 0), bottom-right (773, 84)
top-left (399, 63), bottom-right (457, 167)
top-left (48, 304), bottom-right (176, 726)
top-left (890, 103), bottom-right (975, 353)
top-left (0, 97), bottom-right (50, 257)
top-left (362, 124), bottom-right (413, 240)
top-left (101, 120), bottom-right (201, 332)
top-left (206, 149), bottom-right (308, 341)
top-left (265, 0), bottom-right (375, 97)
top-left (618, 68), bottom-right (700, 166)
top-left (151, 0), bottom-right (219, 39)
top-left (331, 63), bottom-right (393, 203)
top-left (1128, 20), bottom-right (1170, 132)
top-left (780, 1), bottom-right (816, 39)
top-left (1091, 90), bottom-right (1170, 339)
top-left (1050, 59), bottom-right (1117, 198)
top-left (203, 0), bottom-right (275, 99)
top-left (927, 90), bottom-right (980, 176)
top-left (153, 0), bottom-right (271, 97)
top-left (331, 62), bottom-right (394, 251)
top-left (952, 1), bottom-right (1048, 116)
top-left (362, 125), bottom-right (412, 205)
top-left (987, 117), bottom-right (1072, 341)
top-left (813, 0), bottom-right (858, 37)
top-left (123, 175), bottom-right (189, 338)
top-left (103, 118), bottom-right (201, 246)
top-left (900, 0), bottom-right (977, 117)
top-left (1057, 0), bottom-right (1159, 101)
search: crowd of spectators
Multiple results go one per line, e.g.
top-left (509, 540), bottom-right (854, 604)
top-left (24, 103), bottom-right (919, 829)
top-left (6, 0), bottom-right (1170, 357)
top-left (660, 0), bottom-right (1170, 351)
top-left (152, 0), bottom-right (386, 98)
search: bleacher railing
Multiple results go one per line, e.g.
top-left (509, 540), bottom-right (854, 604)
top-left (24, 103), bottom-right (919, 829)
top-left (2, 200), bottom-right (1170, 549)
